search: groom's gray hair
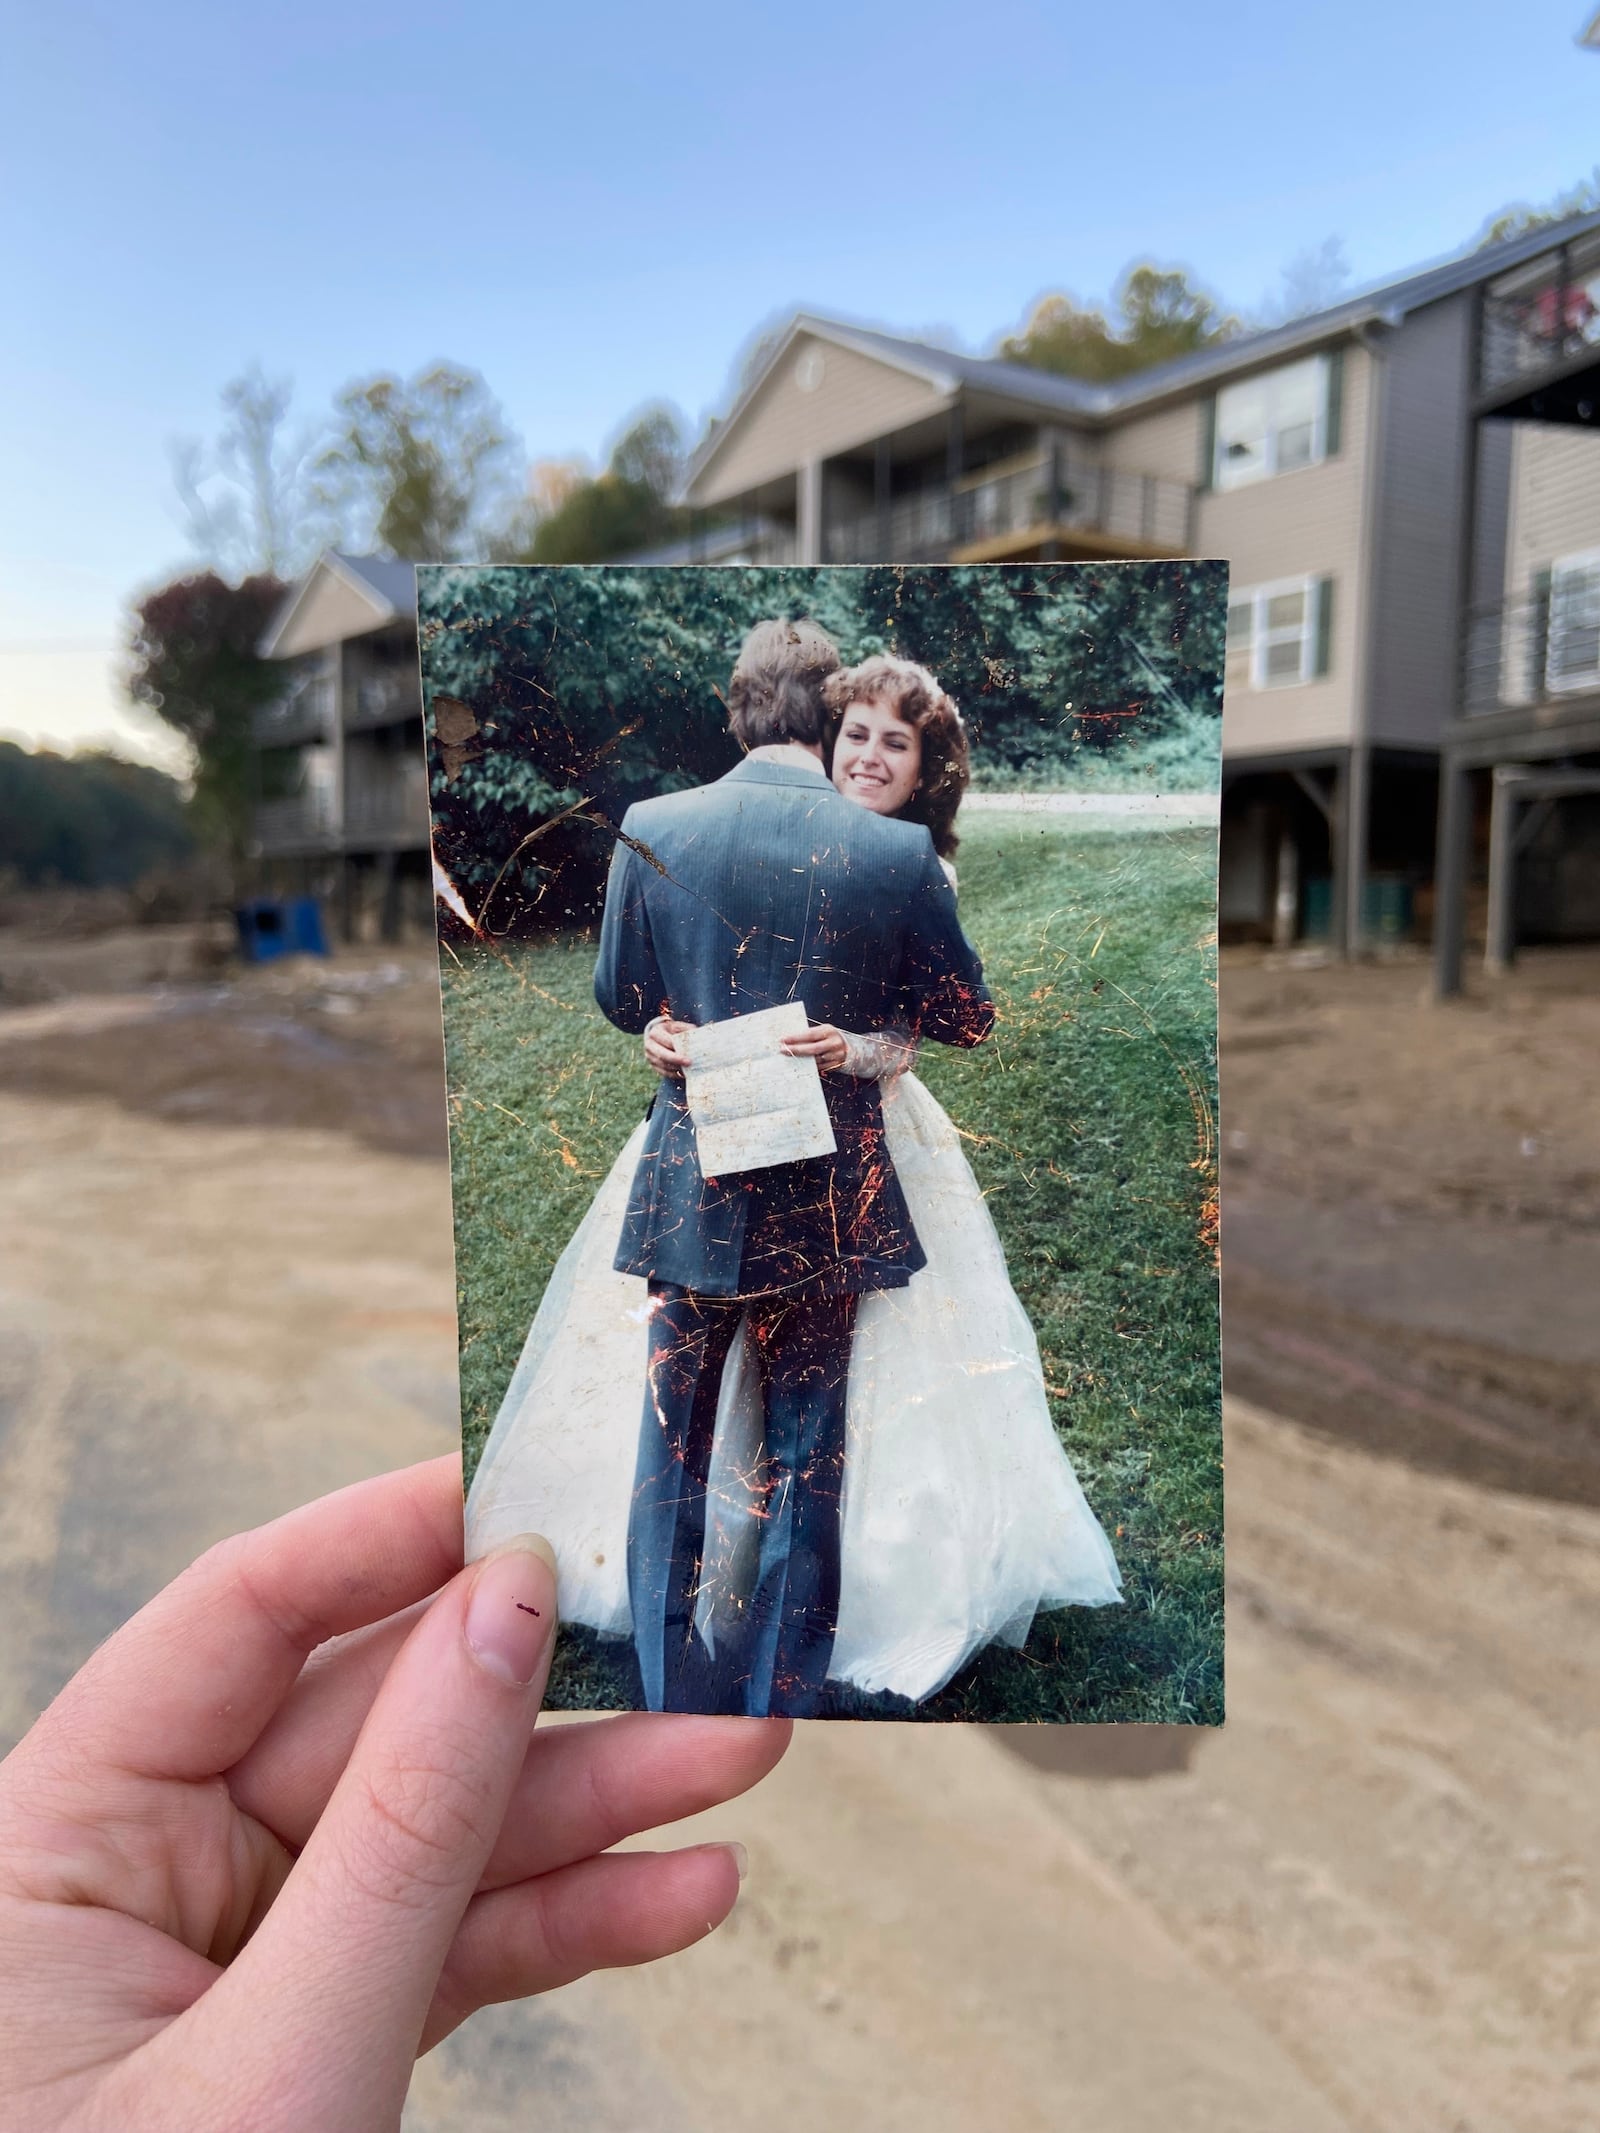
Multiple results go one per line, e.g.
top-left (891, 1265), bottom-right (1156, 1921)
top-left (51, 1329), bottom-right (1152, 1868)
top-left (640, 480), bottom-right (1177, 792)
top-left (727, 617), bottom-right (842, 749)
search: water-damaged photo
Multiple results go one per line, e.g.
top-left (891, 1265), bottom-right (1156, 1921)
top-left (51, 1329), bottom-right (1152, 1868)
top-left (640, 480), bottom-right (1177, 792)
top-left (423, 563), bottom-right (1224, 1722)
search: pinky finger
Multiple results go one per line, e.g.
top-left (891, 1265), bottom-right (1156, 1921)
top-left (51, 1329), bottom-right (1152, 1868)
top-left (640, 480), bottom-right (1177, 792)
top-left (421, 1844), bottom-right (746, 2051)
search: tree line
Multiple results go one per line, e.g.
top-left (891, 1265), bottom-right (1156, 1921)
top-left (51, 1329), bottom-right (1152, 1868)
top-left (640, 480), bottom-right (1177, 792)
top-left (0, 743), bottom-right (192, 891)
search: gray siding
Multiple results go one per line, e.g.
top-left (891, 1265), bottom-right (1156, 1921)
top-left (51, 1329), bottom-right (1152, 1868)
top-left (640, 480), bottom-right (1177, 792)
top-left (1470, 424), bottom-right (1513, 612)
top-left (1365, 295), bottom-right (1475, 749)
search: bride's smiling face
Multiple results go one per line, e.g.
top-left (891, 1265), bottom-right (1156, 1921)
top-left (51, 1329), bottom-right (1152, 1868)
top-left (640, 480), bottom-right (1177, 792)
top-left (831, 699), bottom-right (921, 816)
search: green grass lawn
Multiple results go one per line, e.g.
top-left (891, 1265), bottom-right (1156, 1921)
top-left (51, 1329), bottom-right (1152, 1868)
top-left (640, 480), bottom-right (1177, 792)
top-left (441, 810), bottom-right (1222, 1724)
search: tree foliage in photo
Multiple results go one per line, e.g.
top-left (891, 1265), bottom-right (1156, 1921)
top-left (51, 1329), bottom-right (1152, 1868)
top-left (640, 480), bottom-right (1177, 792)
top-left (419, 563), bottom-right (1226, 937)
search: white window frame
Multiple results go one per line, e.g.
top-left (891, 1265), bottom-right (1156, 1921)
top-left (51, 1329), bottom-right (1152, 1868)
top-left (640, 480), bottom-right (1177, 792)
top-left (1546, 548), bottom-right (1600, 694)
top-left (1214, 354), bottom-right (1332, 491)
top-left (1226, 575), bottom-right (1320, 690)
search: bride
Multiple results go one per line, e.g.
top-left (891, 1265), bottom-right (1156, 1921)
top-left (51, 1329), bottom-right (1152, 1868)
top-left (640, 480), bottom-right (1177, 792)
top-left (467, 652), bottom-right (1122, 1706)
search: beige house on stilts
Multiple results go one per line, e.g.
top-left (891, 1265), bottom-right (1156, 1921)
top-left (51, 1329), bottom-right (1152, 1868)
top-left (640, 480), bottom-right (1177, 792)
top-left (249, 213), bottom-right (1600, 969)
top-left (678, 208), bottom-right (1600, 962)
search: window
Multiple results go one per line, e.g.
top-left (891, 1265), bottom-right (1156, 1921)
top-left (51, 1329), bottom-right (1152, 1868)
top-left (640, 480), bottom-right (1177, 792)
top-left (1214, 354), bottom-right (1335, 490)
top-left (1225, 577), bottom-right (1331, 690)
top-left (1546, 551), bottom-right (1600, 693)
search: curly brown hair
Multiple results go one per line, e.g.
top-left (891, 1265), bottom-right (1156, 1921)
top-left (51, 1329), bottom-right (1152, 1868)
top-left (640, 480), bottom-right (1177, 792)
top-left (822, 653), bottom-right (970, 858)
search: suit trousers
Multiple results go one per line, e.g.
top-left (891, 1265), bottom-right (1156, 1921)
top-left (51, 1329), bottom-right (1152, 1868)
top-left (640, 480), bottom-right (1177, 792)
top-left (629, 1281), bottom-right (858, 1717)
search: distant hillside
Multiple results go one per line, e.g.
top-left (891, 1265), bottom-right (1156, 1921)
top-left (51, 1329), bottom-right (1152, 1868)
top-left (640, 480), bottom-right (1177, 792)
top-left (0, 742), bottom-right (193, 888)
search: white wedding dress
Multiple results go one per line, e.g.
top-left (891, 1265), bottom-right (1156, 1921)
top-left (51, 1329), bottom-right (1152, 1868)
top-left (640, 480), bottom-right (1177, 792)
top-left (466, 1049), bottom-right (1124, 1704)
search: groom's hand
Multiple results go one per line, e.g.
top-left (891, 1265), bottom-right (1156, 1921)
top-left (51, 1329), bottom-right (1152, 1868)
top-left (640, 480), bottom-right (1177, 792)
top-left (644, 1016), bottom-right (695, 1076)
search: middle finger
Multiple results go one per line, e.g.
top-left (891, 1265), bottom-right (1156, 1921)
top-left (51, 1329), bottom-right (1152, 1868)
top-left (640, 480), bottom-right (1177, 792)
top-left (230, 1629), bottom-right (789, 1886)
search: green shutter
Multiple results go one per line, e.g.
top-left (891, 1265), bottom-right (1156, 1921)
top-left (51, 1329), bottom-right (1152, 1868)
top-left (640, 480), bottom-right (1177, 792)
top-left (1197, 395), bottom-right (1216, 491)
top-left (1529, 566), bottom-right (1553, 699)
top-left (1313, 577), bottom-right (1335, 677)
top-left (1324, 348), bottom-right (1344, 458)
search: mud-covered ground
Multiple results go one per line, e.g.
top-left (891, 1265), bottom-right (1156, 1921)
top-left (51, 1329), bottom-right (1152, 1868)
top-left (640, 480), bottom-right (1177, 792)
top-left (1, 919), bottom-right (1596, 2130)
top-left (1221, 943), bottom-right (1600, 1507)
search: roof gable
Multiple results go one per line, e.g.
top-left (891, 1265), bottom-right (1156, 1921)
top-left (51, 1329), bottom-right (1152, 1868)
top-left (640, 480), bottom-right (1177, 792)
top-left (260, 552), bottom-right (416, 659)
top-left (688, 321), bottom-right (963, 507)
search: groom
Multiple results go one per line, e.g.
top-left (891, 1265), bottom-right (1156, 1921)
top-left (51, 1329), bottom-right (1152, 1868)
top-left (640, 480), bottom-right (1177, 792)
top-left (594, 617), bottom-right (994, 1717)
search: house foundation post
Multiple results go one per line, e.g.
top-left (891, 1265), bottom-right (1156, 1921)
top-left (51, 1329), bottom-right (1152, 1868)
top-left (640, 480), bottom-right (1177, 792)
top-left (1432, 753), bottom-right (1471, 997)
top-left (377, 848), bottom-right (401, 943)
top-left (1484, 764), bottom-right (1519, 973)
top-left (1272, 828), bottom-right (1300, 949)
top-left (1342, 742), bottom-right (1372, 956)
top-left (1328, 753), bottom-right (1350, 955)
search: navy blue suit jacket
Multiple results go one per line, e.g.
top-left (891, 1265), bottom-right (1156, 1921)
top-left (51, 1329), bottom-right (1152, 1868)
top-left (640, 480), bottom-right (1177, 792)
top-left (593, 756), bottom-right (994, 1297)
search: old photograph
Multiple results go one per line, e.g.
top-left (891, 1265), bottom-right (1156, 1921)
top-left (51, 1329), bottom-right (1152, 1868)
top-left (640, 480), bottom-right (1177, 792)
top-left (423, 563), bottom-right (1225, 1722)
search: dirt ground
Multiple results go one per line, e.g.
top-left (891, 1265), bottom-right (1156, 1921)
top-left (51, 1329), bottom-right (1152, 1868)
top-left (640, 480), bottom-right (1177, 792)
top-left (1, 919), bottom-right (1597, 2131)
top-left (1221, 942), bottom-right (1600, 1508)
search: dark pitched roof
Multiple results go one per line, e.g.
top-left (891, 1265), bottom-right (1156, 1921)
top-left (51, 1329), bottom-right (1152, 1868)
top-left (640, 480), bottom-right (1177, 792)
top-left (799, 317), bottom-right (1105, 415)
top-left (329, 552), bottom-right (418, 612)
top-left (689, 207), bottom-right (1600, 488)
top-left (1101, 204), bottom-right (1600, 408)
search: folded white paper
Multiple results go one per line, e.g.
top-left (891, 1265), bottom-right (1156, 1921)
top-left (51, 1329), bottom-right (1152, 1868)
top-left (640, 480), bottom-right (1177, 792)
top-left (681, 1001), bottom-right (837, 1178)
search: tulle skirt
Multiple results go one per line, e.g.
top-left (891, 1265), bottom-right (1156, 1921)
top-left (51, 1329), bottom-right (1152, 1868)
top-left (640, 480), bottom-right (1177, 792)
top-left (465, 1072), bottom-right (1123, 1703)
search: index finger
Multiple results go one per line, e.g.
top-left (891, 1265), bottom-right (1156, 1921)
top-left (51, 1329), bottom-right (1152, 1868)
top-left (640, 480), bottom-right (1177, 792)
top-left (23, 1458), bottom-right (464, 1786)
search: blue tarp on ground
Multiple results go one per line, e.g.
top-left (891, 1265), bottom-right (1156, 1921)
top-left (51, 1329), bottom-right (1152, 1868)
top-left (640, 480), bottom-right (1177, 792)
top-left (235, 896), bottom-right (329, 963)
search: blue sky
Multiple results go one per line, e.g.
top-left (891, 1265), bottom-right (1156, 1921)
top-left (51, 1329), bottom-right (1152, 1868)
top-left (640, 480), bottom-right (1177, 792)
top-left (3, 0), bottom-right (1597, 769)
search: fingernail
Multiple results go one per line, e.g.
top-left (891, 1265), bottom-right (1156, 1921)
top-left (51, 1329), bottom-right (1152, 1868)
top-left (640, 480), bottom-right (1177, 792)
top-left (687, 1839), bottom-right (748, 1883)
top-left (464, 1535), bottom-right (558, 1686)
top-left (721, 1842), bottom-right (749, 1883)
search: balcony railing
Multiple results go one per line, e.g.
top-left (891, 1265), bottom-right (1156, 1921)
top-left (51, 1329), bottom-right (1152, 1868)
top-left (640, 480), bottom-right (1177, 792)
top-left (1461, 588), bottom-right (1600, 717)
top-left (254, 792), bottom-right (338, 850)
top-left (254, 674), bottom-right (334, 744)
top-left (823, 454), bottom-right (1192, 564)
top-left (1480, 238), bottom-right (1600, 398)
top-left (344, 777), bottom-right (430, 841)
top-left (626, 518), bottom-right (798, 567)
top-left (253, 778), bottom-right (429, 853)
top-left (256, 672), bottom-right (420, 741)
top-left (705, 525), bottom-right (797, 566)
top-left (347, 673), bottom-right (421, 730)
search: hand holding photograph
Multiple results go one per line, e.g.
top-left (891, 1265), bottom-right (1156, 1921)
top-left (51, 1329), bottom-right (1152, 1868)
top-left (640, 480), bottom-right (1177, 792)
top-left (423, 563), bottom-right (1225, 1724)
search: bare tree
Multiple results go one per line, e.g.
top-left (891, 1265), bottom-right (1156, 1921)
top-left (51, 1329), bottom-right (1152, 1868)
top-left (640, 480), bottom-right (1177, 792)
top-left (1260, 238), bottom-right (1351, 326)
top-left (172, 368), bottom-right (323, 578)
